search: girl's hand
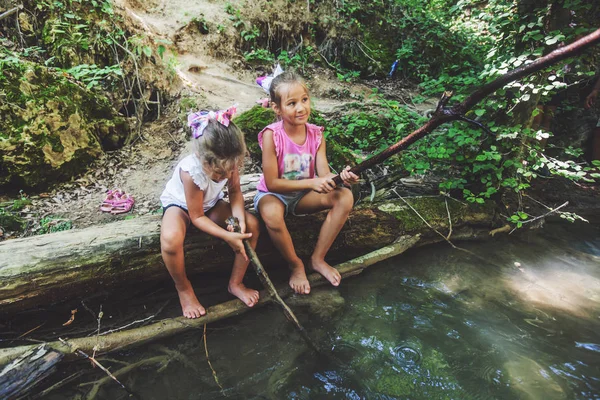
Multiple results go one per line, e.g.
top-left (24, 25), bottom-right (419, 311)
top-left (340, 166), bottom-right (359, 186)
top-left (585, 89), bottom-right (599, 109)
top-left (224, 232), bottom-right (252, 261)
top-left (226, 219), bottom-right (246, 234)
top-left (312, 176), bottom-right (336, 193)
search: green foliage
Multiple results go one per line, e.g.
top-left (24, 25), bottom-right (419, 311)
top-left (0, 192), bottom-right (30, 232)
top-left (233, 106), bottom-right (276, 162)
top-left (38, 216), bottom-right (73, 234)
top-left (65, 64), bottom-right (122, 89)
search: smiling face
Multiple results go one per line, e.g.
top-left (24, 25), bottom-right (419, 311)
top-left (273, 82), bottom-right (311, 127)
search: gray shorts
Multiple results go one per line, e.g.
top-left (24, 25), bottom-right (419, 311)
top-left (254, 190), bottom-right (309, 216)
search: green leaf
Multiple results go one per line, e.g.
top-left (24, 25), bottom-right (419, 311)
top-left (143, 46), bottom-right (152, 57)
top-left (474, 109), bottom-right (485, 116)
top-left (157, 45), bottom-right (166, 59)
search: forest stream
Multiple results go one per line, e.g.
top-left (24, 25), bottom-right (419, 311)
top-left (19, 221), bottom-right (599, 400)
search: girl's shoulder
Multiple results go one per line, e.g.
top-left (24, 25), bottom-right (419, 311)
top-left (179, 154), bottom-right (208, 189)
top-left (257, 120), bottom-right (283, 149)
top-left (305, 123), bottom-right (324, 136)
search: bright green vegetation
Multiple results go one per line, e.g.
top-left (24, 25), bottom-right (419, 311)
top-left (229, 0), bottom-right (599, 227)
top-left (1, 0), bottom-right (171, 190)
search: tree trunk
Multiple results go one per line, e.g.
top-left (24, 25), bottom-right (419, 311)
top-left (0, 176), bottom-right (496, 313)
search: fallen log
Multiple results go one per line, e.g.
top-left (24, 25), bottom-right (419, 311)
top-left (0, 183), bottom-right (495, 313)
top-left (0, 228), bottom-right (492, 367)
top-left (0, 344), bottom-right (63, 398)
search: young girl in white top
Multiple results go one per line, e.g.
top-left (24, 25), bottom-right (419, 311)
top-left (160, 106), bottom-right (260, 318)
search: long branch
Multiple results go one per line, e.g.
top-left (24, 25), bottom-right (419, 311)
top-left (332, 28), bottom-right (600, 185)
top-left (226, 217), bottom-right (321, 354)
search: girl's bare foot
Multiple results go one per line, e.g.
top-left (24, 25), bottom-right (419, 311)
top-left (310, 258), bottom-right (341, 287)
top-left (176, 283), bottom-right (206, 318)
top-left (289, 261), bottom-right (310, 294)
top-left (229, 283), bottom-right (260, 307)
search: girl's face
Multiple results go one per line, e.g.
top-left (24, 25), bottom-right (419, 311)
top-left (204, 165), bottom-right (233, 182)
top-left (274, 83), bottom-right (311, 127)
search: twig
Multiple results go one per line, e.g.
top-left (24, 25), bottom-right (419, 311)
top-left (80, 356), bottom-right (167, 400)
top-left (99, 300), bottom-right (169, 336)
top-left (316, 49), bottom-right (341, 72)
top-left (392, 189), bottom-right (458, 249)
top-left (30, 370), bottom-right (86, 399)
top-left (203, 324), bottom-right (223, 391)
top-left (14, 6), bottom-right (25, 48)
top-left (353, 39), bottom-right (378, 65)
top-left (58, 338), bottom-right (136, 397)
top-left (508, 201), bottom-right (569, 234)
top-left (92, 305), bottom-right (103, 358)
top-left (444, 199), bottom-right (453, 240)
top-left (0, 5), bottom-right (22, 21)
top-left (17, 323), bottom-right (45, 339)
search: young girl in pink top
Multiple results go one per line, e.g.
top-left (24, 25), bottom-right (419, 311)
top-left (254, 71), bottom-right (359, 295)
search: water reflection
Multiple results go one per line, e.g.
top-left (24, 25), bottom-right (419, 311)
top-left (42, 222), bottom-right (600, 399)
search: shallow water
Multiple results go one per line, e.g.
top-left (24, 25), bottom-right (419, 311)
top-left (42, 222), bottom-right (600, 399)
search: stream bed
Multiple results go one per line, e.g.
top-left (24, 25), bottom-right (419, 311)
top-left (37, 221), bottom-right (600, 399)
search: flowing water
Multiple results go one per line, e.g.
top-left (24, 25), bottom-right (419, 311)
top-left (41, 222), bottom-right (600, 399)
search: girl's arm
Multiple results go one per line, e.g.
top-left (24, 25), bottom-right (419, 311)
top-left (315, 136), bottom-right (359, 186)
top-left (227, 166), bottom-right (247, 233)
top-left (262, 129), bottom-right (336, 193)
top-left (585, 76), bottom-right (600, 109)
top-left (182, 170), bottom-right (251, 259)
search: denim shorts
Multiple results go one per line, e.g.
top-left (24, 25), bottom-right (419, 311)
top-left (254, 190), bottom-right (309, 216)
top-left (162, 203), bottom-right (188, 215)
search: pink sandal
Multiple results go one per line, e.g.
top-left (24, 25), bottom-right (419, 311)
top-left (100, 189), bottom-right (134, 214)
top-left (100, 189), bottom-right (122, 213)
top-left (110, 194), bottom-right (134, 215)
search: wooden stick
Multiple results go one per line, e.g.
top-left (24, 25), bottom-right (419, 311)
top-left (226, 217), bottom-right (321, 354)
top-left (332, 28), bottom-right (600, 185)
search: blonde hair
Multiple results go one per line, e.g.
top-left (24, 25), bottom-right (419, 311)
top-left (269, 70), bottom-right (309, 107)
top-left (192, 119), bottom-right (246, 176)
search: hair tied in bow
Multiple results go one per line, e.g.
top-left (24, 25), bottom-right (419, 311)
top-left (256, 64), bottom-right (284, 94)
top-left (188, 105), bottom-right (237, 139)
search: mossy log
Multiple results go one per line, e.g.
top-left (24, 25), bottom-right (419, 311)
top-left (0, 177), bottom-right (495, 314)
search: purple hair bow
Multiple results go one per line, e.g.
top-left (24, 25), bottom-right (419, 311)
top-left (188, 105), bottom-right (237, 139)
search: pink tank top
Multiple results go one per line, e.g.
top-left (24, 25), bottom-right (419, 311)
top-left (257, 120), bottom-right (323, 192)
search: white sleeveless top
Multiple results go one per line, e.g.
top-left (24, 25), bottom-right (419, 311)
top-left (160, 154), bottom-right (227, 211)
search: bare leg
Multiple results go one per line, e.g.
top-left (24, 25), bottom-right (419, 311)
top-left (296, 187), bottom-right (354, 287)
top-left (206, 201), bottom-right (260, 307)
top-left (258, 195), bottom-right (310, 294)
top-left (160, 207), bottom-right (206, 318)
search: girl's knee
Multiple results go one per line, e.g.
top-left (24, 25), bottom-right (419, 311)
top-left (259, 201), bottom-right (284, 224)
top-left (333, 188), bottom-right (354, 211)
top-left (160, 229), bottom-right (185, 253)
top-left (260, 208), bottom-right (286, 231)
top-left (245, 212), bottom-right (260, 235)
